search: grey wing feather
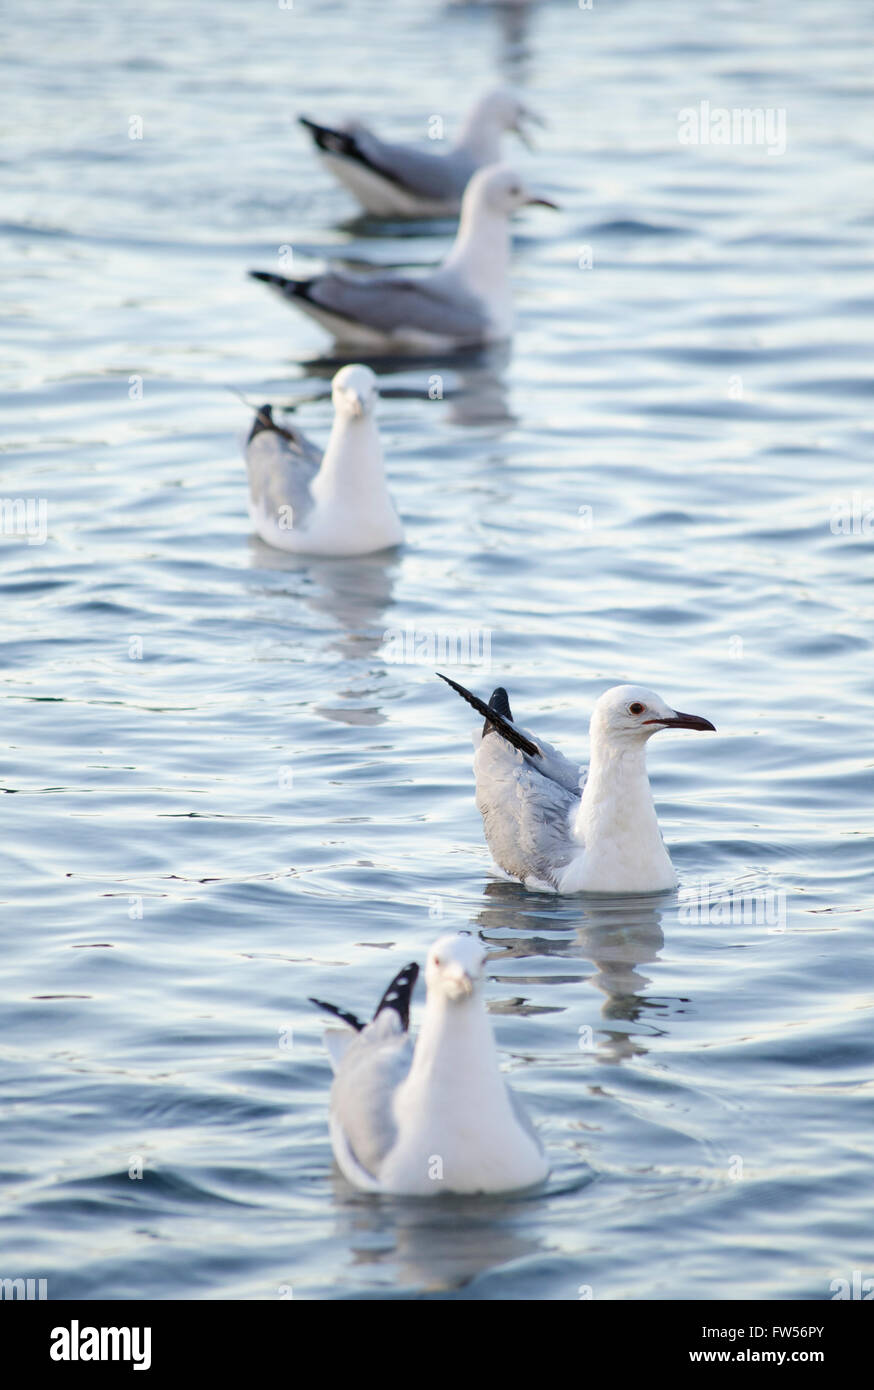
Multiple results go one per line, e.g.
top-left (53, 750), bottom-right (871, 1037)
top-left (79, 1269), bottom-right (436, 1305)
top-left (307, 272), bottom-right (488, 340)
top-left (330, 1014), bottom-right (413, 1181)
top-left (474, 733), bottom-right (581, 890)
top-left (245, 428), bottom-right (322, 527)
top-left (352, 130), bottom-right (474, 202)
top-left (513, 723), bottom-right (586, 798)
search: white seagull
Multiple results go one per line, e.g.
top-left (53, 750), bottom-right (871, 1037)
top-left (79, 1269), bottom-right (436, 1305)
top-left (299, 87), bottom-right (544, 219)
top-left (249, 163), bottom-right (557, 353)
top-left (439, 674), bottom-right (716, 895)
top-left (310, 932), bottom-right (549, 1196)
top-left (244, 364), bottom-right (403, 556)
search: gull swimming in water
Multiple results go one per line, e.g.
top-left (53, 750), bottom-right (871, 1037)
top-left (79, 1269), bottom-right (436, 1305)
top-left (249, 163), bottom-right (557, 352)
top-left (244, 364), bottom-right (403, 556)
top-left (310, 932), bottom-right (549, 1195)
top-left (298, 87), bottom-right (544, 219)
top-left (439, 674), bottom-right (716, 895)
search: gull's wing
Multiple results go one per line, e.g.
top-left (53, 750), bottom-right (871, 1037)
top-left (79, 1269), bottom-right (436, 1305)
top-left (344, 130), bottom-right (471, 203)
top-left (250, 270), bottom-right (488, 343)
top-left (313, 963), bottom-right (419, 1189)
top-left (517, 726), bottom-right (586, 798)
top-left (300, 116), bottom-right (471, 202)
top-left (438, 674), bottom-right (586, 796)
top-left (474, 732), bottom-right (580, 890)
top-left (439, 673), bottom-right (584, 887)
top-left (329, 1014), bottom-right (414, 1189)
top-left (245, 407), bottom-right (322, 528)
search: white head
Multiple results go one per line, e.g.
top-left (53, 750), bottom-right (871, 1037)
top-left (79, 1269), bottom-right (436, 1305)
top-left (461, 162), bottom-right (558, 219)
top-left (471, 87), bottom-right (545, 147)
top-left (590, 684), bottom-right (716, 749)
top-left (425, 931), bottom-right (487, 1003)
top-left (331, 363), bottom-right (379, 420)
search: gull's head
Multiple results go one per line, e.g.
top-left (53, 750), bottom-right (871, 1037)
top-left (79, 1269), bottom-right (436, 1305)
top-left (590, 685), bottom-right (716, 748)
top-left (331, 363), bottom-right (379, 420)
top-left (463, 163), bottom-right (559, 219)
top-left (425, 931), bottom-right (487, 1004)
top-left (474, 87), bottom-right (545, 147)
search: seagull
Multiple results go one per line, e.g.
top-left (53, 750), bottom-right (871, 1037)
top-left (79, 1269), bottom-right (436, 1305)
top-left (439, 673), bottom-right (716, 895)
top-left (244, 363), bottom-right (403, 556)
top-left (249, 163), bottom-right (557, 352)
top-left (310, 932), bottom-right (549, 1196)
top-left (298, 87), bottom-right (544, 219)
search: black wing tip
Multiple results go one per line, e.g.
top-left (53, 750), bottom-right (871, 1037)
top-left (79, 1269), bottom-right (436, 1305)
top-left (374, 961), bottom-right (419, 1032)
top-left (297, 116), bottom-right (406, 192)
top-left (437, 672), bottom-right (539, 758)
top-left (488, 686), bottom-right (513, 720)
top-left (249, 269), bottom-right (286, 287)
top-left (250, 270), bottom-right (315, 302)
top-left (436, 671), bottom-right (481, 705)
top-left (483, 686), bottom-right (514, 741)
top-left (247, 405), bottom-right (300, 446)
top-left (247, 403), bottom-right (275, 443)
top-left (308, 997), bottom-right (365, 1032)
top-left (298, 115), bottom-right (358, 159)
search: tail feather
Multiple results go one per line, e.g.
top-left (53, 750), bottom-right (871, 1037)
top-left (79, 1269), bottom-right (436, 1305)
top-left (373, 962), bottom-right (419, 1032)
top-left (437, 672), bottom-right (540, 758)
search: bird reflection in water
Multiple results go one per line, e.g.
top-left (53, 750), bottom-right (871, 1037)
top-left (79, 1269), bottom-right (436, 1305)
top-left (329, 1181), bottom-right (544, 1293)
top-left (245, 544), bottom-right (401, 724)
top-left (474, 879), bottom-right (670, 1064)
top-left (445, 0), bottom-right (538, 84)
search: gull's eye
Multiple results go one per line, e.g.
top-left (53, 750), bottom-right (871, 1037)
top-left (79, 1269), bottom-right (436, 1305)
top-left (434, 957), bottom-right (441, 966)
top-left (629, 702), bottom-right (645, 715)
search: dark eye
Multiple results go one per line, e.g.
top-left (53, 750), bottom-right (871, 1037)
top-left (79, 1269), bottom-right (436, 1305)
top-left (629, 702), bottom-right (645, 715)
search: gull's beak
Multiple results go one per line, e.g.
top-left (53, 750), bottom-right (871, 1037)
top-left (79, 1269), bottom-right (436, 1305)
top-left (444, 970), bottom-right (474, 1000)
top-left (526, 194), bottom-right (559, 210)
top-left (645, 711), bottom-right (716, 733)
top-left (339, 390), bottom-right (366, 418)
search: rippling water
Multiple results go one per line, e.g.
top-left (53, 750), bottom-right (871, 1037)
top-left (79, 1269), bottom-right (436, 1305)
top-left (2, 0), bottom-right (873, 1301)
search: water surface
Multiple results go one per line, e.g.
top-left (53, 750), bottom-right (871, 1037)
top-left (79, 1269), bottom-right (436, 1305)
top-left (1, 0), bottom-right (873, 1300)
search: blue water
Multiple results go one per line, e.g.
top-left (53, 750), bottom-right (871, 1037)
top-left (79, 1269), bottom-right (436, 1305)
top-left (1, 0), bottom-right (873, 1300)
